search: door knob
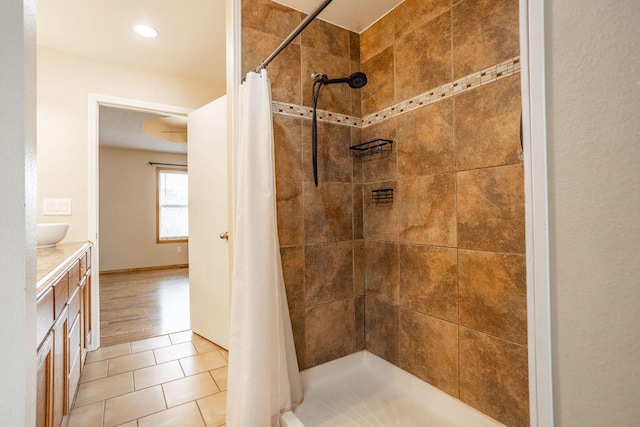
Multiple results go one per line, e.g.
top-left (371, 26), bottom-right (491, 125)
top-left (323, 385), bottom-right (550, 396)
top-left (219, 231), bottom-right (229, 240)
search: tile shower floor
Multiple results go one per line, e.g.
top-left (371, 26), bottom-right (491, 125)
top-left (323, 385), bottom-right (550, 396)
top-left (69, 330), bottom-right (227, 427)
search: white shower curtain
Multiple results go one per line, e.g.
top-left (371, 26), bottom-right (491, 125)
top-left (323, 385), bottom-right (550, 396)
top-left (226, 70), bottom-right (303, 427)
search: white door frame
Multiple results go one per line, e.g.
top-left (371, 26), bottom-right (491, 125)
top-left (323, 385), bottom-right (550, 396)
top-left (229, 0), bottom-right (556, 424)
top-left (86, 93), bottom-right (193, 350)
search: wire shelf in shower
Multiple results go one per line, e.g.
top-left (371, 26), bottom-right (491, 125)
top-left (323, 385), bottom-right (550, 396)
top-left (371, 188), bottom-right (394, 204)
top-left (350, 139), bottom-right (393, 157)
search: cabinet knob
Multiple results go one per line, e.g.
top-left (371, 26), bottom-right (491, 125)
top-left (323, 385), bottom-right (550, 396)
top-left (219, 231), bottom-right (229, 240)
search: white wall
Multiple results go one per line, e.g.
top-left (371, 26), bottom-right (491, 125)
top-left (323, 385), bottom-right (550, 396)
top-left (0, 1), bottom-right (37, 424)
top-left (37, 46), bottom-right (226, 242)
top-left (99, 147), bottom-right (189, 271)
top-left (546, 0), bottom-right (640, 425)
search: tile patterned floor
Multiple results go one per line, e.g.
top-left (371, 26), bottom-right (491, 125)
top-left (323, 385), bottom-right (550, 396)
top-left (69, 330), bottom-right (227, 427)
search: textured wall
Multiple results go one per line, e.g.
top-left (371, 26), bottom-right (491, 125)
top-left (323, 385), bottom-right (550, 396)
top-left (357, 1), bottom-right (527, 425)
top-left (546, 0), bottom-right (640, 425)
top-left (241, 0), bottom-right (364, 369)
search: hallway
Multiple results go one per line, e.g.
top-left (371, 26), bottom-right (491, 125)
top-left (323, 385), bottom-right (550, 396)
top-left (100, 268), bottom-right (190, 347)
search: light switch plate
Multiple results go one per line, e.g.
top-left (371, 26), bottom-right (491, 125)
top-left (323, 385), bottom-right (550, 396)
top-left (43, 198), bottom-right (72, 216)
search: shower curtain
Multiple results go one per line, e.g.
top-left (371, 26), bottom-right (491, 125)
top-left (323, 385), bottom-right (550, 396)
top-left (226, 70), bottom-right (303, 427)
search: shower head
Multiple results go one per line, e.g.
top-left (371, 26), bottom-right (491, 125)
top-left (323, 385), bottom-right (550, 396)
top-left (313, 72), bottom-right (368, 89)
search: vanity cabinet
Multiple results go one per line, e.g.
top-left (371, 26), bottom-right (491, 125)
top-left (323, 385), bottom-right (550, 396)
top-left (36, 244), bottom-right (92, 427)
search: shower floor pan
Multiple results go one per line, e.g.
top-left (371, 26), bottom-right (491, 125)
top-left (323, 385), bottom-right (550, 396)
top-left (280, 351), bottom-right (504, 427)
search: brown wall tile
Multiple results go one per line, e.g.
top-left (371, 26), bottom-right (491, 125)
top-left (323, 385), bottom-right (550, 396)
top-left (361, 118), bottom-right (397, 183)
top-left (351, 128), bottom-right (363, 183)
top-left (399, 245), bottom-right (458, 322)
top-left (276, 180), bottom-right (304, 246)
top-left (396, 100), bottom-right (455, 178)
top-left (452, 0), bottom-right (520, 78)
top-left (301, 47), bottom-right (351, 115)
top-left (280, 246), bottom-right (305, 310)
top-left (458, 250), bottom-right (527, 345)
top-left (457, 164), bottom-right (525, 253)
top-left (399, 309), bottom-right (459, 396)
top-left (302, 120), bottom-right (352, 183)
top-left (274, 114), bottom-right (303, 182)
top-left (365, 241), bottom-right (399, 305)
top-left (455, 75), bottom-right (522, 171)
top-left (350, 60), bottom-right (363, 118)
top-left (393, 0), bottom-right (451, 40)
top-left (290, 308), bottom-right (306, 369)
top-left (459, 327), bottom-right (529, 426)
top-left (303, 181), bottom-right (353, 243)
top-left (365, 296), bottom-right (399, 364)
top-left (361, 47), bottom-right (395, 116)
top-left (242, 0), bottom-right (302, 40)
top-left (305, 299), bottom-right (356, 367)
top-left (395, 12), bottom-right (452, 102)
top-left (360, 12), bottom-right (394, 63)
top-left (353, 184), bottom-right (364, 239)
top-left (305, 242), bottom-right (354, 306)
top-left (349, 32), bottom-right (360, 63)
top-left (397, 173), bottom-right (457, 246)
top-left (301, 18), bottom-right (350, 58)
top-left (353, 240), bottom-right (365, 295)
top-left (355, 295), bottom-right (365, 351)
top-left (363, 181), bottom-right (398, 242)
top-left (242, 28), bottom-right (301, 104)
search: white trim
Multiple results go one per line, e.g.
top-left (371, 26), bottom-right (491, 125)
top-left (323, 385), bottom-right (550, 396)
top-left (86, 93), bottom-right (193, 351)
top-left (520, 1), bottom-right (554, 425)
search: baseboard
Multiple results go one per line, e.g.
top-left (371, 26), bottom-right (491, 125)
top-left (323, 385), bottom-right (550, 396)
top-left (100, 264), bottom-right (189, 275)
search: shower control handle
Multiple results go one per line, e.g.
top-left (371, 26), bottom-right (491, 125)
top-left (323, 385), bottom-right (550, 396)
top-left (219, 231), bottom-right (229, 240)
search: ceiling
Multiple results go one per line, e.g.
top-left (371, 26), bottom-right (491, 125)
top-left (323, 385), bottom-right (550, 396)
top-left (37, 0), bottom-right (227, 84)
top-left (274, 0), bottom-right (404, 33)
top-left (99, 107), bottom-right (188, 154)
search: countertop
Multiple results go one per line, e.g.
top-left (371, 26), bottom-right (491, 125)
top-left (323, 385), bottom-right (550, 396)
top-left (37, 241), bottom-right (92, 298)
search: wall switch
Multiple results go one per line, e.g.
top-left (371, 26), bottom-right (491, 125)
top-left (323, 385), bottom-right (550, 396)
top-left (43, 198), bottom-right (72, 215)
top-left (177, 246), bottom-right (182, 253)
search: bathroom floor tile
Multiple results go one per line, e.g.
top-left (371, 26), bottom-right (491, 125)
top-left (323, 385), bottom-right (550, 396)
top-left (86, 343), bottom-right (131, 363)
top-left (192, 337), bottom-right (224, 354)
top-left (74, 372), bottom-right (134, 408)
top-left (180, 351), bottom-right (227, 376)
top-left (134, 360), bottom-right (184, 390)
top-left (67, 401), bottom-right (104, 427)
top-left (154, 342), bottom-right (198, 364)
top-left (169, 330), bottom-right (196, 345)
top-left (103, 385), bottom-right (166, 427)
top-left (138, 401), bottom-right (206, 427)
top-left (80, 360), bottom-right (108, 383)
top-left (210, 367), bottom-right (228, 391)
top-left (162, 372), bottom-right (220, 408)
top-left (197, 392), bottom-right (227, 427)
top-left (131, 335), bottom-right (172, 353)
top-left (108, 351), bottom-right (156, 376)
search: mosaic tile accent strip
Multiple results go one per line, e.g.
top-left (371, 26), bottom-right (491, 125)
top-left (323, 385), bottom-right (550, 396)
top-left (361, 57), bottom-right (521, 128)
top-left (271, 101), bottom-right (362, 128)
top-left (270, 56), bottom-right (520, 129)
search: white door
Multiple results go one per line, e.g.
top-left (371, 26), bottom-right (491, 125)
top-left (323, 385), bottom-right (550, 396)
top-left (187, 96), bottom-right (230, 349)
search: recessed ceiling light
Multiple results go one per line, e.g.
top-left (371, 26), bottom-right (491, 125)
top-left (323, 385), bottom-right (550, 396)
top-left (134, 24), bottom-right (159, 38)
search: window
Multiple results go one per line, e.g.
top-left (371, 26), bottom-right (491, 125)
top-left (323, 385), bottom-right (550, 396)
top-left (156, 168), bottom-right (188, 242)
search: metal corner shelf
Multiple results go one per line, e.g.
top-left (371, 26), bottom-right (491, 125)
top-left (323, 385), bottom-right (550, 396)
top-left (350, 139), bottom-right (393, 158)
top-left (371, 188), bottom-right (394, 204)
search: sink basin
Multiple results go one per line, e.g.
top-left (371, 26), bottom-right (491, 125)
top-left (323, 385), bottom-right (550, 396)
top-left (37, 223), bottom-right (69, 248)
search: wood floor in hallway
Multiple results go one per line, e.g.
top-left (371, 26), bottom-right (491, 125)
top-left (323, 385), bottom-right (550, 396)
top-left (100, 268), bottom-right (190, 347)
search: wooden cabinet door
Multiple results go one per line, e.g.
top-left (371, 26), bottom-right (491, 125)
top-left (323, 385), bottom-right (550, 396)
top-left (53, 307), bottom-right (68, 427)
top-left (82, 271), bottom-right (92, 355)
top-left (36, 332), bottom-right (54, 427)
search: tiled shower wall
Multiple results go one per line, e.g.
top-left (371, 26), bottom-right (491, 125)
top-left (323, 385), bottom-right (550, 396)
top-left (242, 0), bottom-right (366, 370)
top-left (241, 0), bottom-right (528, 426)
top-left (357, 0), bottom-right (528, 426)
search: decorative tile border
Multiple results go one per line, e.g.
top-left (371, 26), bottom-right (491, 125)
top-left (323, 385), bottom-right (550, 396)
top-left (271, 56), bottom-right (520, 129)
top-left (271, 101), bottom-right (362, 128)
